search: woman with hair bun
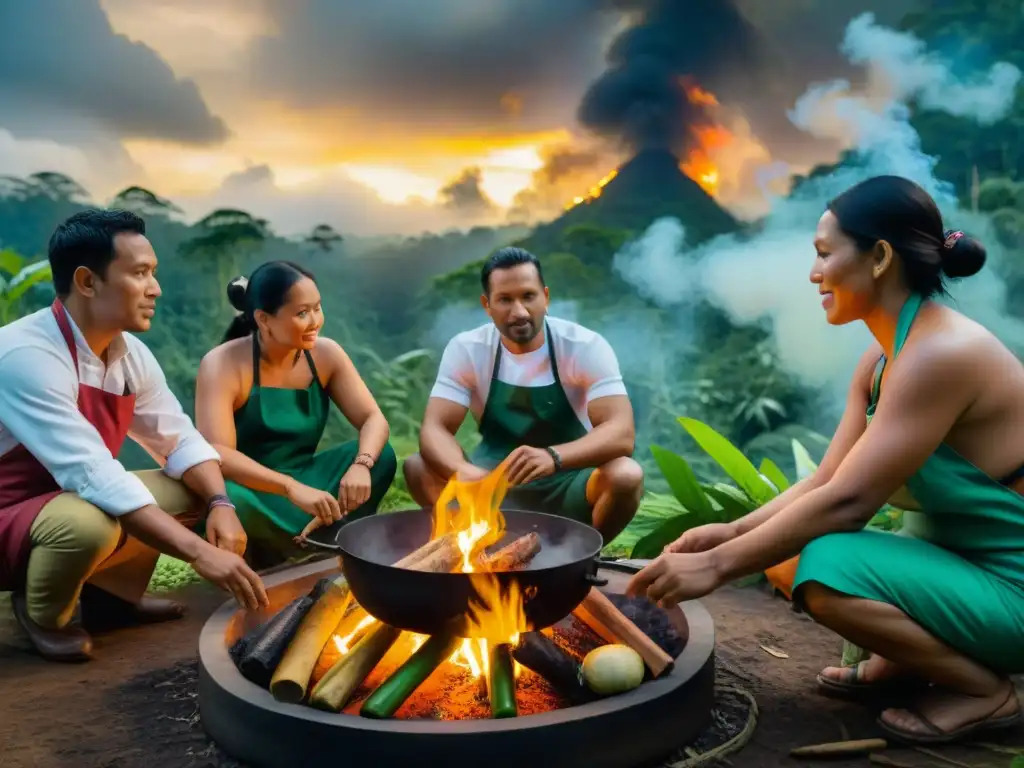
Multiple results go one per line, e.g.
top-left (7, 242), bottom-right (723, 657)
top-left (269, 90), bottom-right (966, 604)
top-left (195, 260), bottom-right (396, 567)
top-left (627, 175), bottom-right (1024, 743)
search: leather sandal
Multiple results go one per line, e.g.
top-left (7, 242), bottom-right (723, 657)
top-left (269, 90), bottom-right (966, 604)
top-left (877, 684), bottom-right (1022, 744)
top-left (816, 661), bottom-right (928, 701)
top-left (11, 593), bottom-right (93, 663)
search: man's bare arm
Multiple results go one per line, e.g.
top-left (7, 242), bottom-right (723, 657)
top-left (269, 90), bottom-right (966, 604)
top-left (550, 395), bottom-right (635, 470)
top-left (419, 397), bottom-right (474, 479)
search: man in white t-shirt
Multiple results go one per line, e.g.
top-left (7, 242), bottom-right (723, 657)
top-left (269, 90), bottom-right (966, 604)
top-left (404, 247), bottom-right (643, 542)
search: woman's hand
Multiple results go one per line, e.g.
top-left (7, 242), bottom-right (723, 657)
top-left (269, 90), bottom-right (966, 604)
top-left (663, 522), bottom-right (737, 554)
top-left (339, 464), bottom-right (372, 513)
top-left (286, 480), bottom-right (343, 526)
top-left (625, 551), bottom-right (724, 608)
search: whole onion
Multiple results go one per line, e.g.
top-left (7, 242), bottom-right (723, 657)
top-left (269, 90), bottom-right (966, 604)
top-left (582, 644), bottom-right (645, 695)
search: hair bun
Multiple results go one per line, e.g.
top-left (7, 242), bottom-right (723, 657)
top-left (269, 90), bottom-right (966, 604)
top-left (940, 230), bottom-right (986, 279)
top-left (226, 275), bottom-right (249, 311)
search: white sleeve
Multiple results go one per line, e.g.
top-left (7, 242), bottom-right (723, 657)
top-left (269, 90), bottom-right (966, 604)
top-left (429, 337), bottom-right (475, 407)
top-left (128, 341), bottom-right (221, 478)
top-left (576, 335), bottom-right (628, 403)
top-left (0, 347), bottom-right (155, 516)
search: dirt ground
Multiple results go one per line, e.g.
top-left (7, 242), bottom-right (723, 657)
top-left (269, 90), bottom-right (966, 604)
top-left (1, 572), bottom-right (1021, 768)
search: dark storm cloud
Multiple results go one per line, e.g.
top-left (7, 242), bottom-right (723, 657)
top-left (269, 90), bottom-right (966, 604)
top-left (247, 0), bottom-right (616, 130)
top-left (0, 0), bottom-right (227, 144)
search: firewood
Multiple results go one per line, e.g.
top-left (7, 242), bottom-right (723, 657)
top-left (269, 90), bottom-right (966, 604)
top-left (475, 533), bottom-right (541, 571)
top-left (231, 579), bottom-right (330, 688)
top-left (572, 588), bottom-right (674, 678)
top-left (308, 624), bottom-right (402, 712)
top-left (790, 738), bottom-right (887, 757)
top-left (511, 632), bottom-right (592, 705)
top-left (415, 535), bottom-right (462, 573)
top-left (488, 642), bottom-right (518, 718)
top-left (360, 632), bottom-right (461, 719)
top-left (270, 534), bottom-right (455, 704)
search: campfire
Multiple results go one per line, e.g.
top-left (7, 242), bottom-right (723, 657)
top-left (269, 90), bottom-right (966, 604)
top-left (227, 465), bottom-right (677, 721)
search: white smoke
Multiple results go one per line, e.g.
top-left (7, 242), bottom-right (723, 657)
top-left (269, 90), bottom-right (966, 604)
top-left (613, 13), bottom-right (1024, 414)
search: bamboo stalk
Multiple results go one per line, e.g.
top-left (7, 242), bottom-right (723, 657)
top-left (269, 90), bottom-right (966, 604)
top-left (308, 624), bottom-right (402, 712)
top-left (271, 534), bottom-right (456, 704)
top-left (572, 588), bottom-right (674, 678)
top-left (360, 633), bottom-right (460, 719)
top-left (488, 643), bottom-right (518, 718)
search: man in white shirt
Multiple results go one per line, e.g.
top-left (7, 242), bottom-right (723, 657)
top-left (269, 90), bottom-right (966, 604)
top-left (404, 247), bottom-right (644, 543)
top-left (0, 209), bottom-right (268, 663)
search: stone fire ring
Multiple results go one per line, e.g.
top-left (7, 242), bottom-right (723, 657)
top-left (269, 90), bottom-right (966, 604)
top-left (198, 559), bottom-right (716, 768)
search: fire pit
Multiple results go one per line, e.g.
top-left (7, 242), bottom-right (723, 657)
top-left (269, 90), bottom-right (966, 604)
top-left (198, 558), bottom-right (715, 768)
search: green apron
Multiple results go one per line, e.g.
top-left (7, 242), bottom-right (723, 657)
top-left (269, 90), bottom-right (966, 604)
top-left (468, 322), bottom-right (594, 524)
top-left (793, 292), bottom-right (1024, 672)
top-left (215, 335), bottom-right (396, 567)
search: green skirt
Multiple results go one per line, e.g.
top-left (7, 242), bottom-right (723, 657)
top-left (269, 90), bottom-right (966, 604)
top-left (226, 440), bottom-right (397, 565)
top-left (793, 529), bottom-right (1024, 673)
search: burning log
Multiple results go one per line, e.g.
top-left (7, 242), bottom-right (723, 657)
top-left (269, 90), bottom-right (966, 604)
top-left (395, 533), bottom-right (455, 569)
top-left (488, 643), bottom-right (518, 718)
top-left (230, 579), bottom-right (331, 688)
top-left (572, 588), bottom-right (674, 678)
top-left (309, 624), bottom-right (403, 712)
top-left (475, 532), bottom-right (541, 571)
top-left (511, 632), bottom-right (592, 705)
top-left (414, 536), bottom-right (462, 573)
top-left (360, 633), bottom-right (461, 719)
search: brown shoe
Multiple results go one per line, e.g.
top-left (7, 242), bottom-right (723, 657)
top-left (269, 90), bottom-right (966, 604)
top-left (11, 593), bottom-right (93, 663)
top-left (79, 584), bottom-right (186, 628)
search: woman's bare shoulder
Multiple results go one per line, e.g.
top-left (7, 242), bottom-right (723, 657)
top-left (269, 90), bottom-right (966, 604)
top-left (199, 337), bottom-right (251, 377)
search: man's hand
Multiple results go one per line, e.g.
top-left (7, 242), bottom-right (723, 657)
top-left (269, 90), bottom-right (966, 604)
top-left (205, 503), bottom-right (248, 556)
top-left (191, 544), bottom-right (269, 610)
top-left (455, 463), bottom-right (490, 483)
top-left (505, 446), bottom-right (556, 487)
top-left (339, 464), bottom-right (372, 513)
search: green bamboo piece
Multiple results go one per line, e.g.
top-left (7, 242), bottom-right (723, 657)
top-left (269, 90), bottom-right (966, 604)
top-left (489, 643), bottom-right (518, 718)
top-left (360, 633), bottom-right (460, 719)
top-left (309, 624), bottom-right (402, 712)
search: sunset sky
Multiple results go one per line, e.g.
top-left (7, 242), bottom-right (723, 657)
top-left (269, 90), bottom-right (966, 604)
top-left (0, 0), bottom-right (915, 236)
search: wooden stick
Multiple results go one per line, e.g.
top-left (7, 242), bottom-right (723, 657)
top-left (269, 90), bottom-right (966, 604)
top-left (394, 533), bottom-right (455, 569)
top-left (790, 738), bottom-right (887, 758)
top-left (475, 533), bottom-right (541, 571)
top-left (571, 588), bottom-right (674, 678)
top-left (416, 536), bottom-right (461, 573)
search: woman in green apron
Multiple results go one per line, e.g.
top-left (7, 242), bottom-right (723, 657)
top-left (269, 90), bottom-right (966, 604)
top-left (626, 175), bottom-right (1024, 744)
top-left (195, 261), bottom-right (396, 568)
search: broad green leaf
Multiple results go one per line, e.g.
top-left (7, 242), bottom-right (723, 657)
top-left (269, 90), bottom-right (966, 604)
top-left (791, 439), bottom-right (819, 481)
top-left (702, 483), bottom-right (756, 521)
top-left (679, 417), bottom-right (777, 505)
top-left (0, 248), bottom-right (24, 276)
top-left (651, 444), bottom-right (714, 518)
top-left (5, 262), bottom-right (52, 303)
top-left (605, 493), bottom-right (685, 556)
top-left (759, 458), bottom-right (791, 492)
top-left (632, 513), bottom-right (698, 558)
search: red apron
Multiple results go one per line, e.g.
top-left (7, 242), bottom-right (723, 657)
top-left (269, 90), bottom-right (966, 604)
top-left (0, 300), bottom-right (136, 591)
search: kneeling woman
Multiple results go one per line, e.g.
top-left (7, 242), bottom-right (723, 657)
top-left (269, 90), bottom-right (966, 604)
top-left (195, 261), bottom-right (396, 567)
top-left (626, 175), bottom-right (1024, 744)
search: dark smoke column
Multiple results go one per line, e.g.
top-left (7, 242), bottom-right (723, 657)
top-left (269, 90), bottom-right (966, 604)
top-left (578, 0), bottom-right (764, 155)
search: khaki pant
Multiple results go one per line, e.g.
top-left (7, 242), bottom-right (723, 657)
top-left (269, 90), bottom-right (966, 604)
top-left (25, 470), bottom-right (199, 629)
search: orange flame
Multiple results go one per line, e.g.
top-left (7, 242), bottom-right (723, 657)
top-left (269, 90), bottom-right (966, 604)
top-left (564, 169), bottom-right (618, 210)
top-left (679, 79), bottom-right (732, 196)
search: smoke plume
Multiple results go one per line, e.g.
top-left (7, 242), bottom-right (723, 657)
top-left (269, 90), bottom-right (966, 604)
top-left (612, 13), bottom-right (1024, 421)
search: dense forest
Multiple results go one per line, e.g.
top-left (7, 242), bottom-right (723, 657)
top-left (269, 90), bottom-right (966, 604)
top-left (1, 1), bottom-right (1022, 561)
